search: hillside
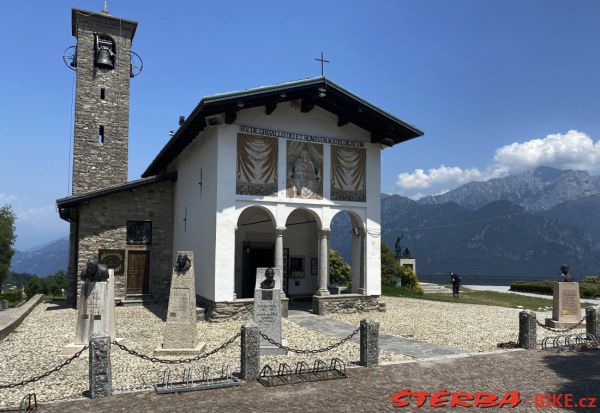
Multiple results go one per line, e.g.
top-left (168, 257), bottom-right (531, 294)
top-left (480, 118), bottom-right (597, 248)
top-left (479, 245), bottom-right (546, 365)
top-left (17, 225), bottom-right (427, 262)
top-left (331, 195), bottom-right (600, 277)
top-left (10, 238), bottom-right (69, 277)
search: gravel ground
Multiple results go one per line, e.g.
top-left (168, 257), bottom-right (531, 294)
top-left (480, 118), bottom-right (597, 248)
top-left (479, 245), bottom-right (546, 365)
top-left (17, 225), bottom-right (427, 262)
top-left (330, 296), bottom-right (577, 352)
top-left (0, 303), bottom-right (406, 407)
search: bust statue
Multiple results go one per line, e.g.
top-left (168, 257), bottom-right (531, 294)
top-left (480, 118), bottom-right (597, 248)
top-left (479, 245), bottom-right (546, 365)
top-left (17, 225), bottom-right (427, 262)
top-left (559, 265), bottom-right (574, 282)
top-left (176, 252), bottom-right (191, 273)
top-left (80, 257), bottom-right (109, 282)
top-left (260, 267), bottom-right (276, 289)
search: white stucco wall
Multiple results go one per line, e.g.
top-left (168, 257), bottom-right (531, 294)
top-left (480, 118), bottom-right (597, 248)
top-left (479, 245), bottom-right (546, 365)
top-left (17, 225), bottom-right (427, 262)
top-left (171, 101), bottom-right (383, 301)
top-left (169, 127), bottom-right (219, 300)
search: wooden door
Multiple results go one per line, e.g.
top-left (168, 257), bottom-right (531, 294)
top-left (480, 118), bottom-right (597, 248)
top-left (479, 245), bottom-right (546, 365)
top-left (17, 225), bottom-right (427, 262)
top-left (127, 251), bottom-right (149, 294)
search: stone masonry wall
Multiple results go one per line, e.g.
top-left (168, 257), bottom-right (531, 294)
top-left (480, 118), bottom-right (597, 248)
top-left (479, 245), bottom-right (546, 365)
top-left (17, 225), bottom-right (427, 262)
top-left (75, 181), bottom-right (174, 302)
top-left (313, 295), bottom-right (383, 316)
top-left (71, 13), bottom-right (134, 195)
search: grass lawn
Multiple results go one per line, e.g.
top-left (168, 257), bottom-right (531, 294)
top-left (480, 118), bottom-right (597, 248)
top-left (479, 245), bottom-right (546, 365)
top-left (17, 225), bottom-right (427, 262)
top-left (382, 285), bottom-right (589, 311)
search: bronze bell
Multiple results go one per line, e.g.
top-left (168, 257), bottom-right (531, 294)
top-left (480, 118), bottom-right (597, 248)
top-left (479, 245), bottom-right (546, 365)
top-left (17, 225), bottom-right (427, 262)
top-left (95, 48), bottom-right (114, 69)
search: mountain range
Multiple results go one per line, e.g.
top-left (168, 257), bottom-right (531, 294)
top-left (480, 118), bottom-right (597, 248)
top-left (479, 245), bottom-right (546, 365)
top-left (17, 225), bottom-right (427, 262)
top-left (9, 237), bottom-right (69, 277)
top-left (331, 166), bottom-right (600, 277)
top-left (9, 166), bottom-right (600, 278)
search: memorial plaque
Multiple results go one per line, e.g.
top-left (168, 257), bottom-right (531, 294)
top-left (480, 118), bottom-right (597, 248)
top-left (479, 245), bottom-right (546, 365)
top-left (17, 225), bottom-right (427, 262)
top-left (65, 269), bottom-right (119, 356)
top-left (547, 281), bottom-right (583, 328)
top-left (253, 268), bottom-right (286, 355)
top-left (156, 251), bottom-right (206, 355)
top-left (168, 289), bottom-right (191, 324)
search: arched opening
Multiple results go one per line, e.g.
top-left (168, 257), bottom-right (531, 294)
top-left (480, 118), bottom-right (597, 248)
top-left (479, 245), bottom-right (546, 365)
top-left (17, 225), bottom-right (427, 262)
top-left (329, 210), bottom-right (365, 293)
top-left (235, 206), bottom-right (275, 299)
top-left (283, 208), bottom-right (320, 298)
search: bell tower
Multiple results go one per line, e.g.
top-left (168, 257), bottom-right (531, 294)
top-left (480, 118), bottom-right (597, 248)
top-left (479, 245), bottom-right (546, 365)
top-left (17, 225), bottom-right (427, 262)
top-left (70, 8), bottom-right (138, 195)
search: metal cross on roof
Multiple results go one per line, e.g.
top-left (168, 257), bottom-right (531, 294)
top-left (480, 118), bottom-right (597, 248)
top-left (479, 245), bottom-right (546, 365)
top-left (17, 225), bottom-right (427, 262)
top-left (315, 52), bottom-right (330, 77)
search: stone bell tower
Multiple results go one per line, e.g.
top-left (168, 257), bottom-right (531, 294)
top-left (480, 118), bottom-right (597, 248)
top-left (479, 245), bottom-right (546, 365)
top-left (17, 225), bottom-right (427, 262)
top-left (70, 8), bottom-right (138, 195)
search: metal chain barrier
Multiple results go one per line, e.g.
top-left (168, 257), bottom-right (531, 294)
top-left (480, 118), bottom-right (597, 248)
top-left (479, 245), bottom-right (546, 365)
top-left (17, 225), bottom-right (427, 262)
top-left (0, 346), bottom-right (88, 390)
top-left (259, 327), bottom-right (360, 354)
top-left (111, 332), bottom-right (240, 364)
top-left (535, 316), bottom-right (586, 333)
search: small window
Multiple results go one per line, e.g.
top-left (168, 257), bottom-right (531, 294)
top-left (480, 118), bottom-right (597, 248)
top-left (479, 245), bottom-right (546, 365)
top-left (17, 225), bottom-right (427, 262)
top-left (100, 88), bottom-right (106, 100)
top-left (126, 221), bottom-right (152, 245)
top-left (98, 125), bottom-right (105, 144)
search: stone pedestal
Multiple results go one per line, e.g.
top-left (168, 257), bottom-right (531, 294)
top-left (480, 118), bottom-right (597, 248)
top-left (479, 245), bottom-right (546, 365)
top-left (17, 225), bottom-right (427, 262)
top-left (64, 270), bottom-right (121, 356)
top-left (360, 318), bottom-right (379, 367)
top-left (89, 333), bottom-right (112, 398)
top-left (240, 322), bottom-right (260, 381)
top-left (155, 251), bottom-right (206, 356)
top-left (586, 306), bottom-right (600, 339)
top-left (519, 310), bottom-right (537, 349)
top-left (253, 268), bottom-right (287, 356)
top-left (399, 258), bottom-right (416, 275)
top-left (545, 282), bottom-right (584, 328)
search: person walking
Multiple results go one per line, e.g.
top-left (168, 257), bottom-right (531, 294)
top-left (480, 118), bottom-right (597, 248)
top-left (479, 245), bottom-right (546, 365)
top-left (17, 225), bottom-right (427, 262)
top-left (450, 272), bottom-right (461, 299)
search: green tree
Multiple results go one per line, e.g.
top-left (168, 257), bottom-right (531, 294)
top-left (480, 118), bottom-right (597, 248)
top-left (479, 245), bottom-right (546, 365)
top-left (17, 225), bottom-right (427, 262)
top-left (381, 242), bottom-right (423, 294)
top-left (329, 249), bottom-right (351, 286)
top-left (0, 205), bottom-right (16, 289)
top-left (24, 276), bottom-right (47, 298)
top-left (381, 242), bottom-right (399, 286)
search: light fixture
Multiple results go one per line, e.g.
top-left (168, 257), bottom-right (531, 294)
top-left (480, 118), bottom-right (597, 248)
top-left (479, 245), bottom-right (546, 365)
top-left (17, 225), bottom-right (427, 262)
top-left (317, 86), bottom-right (327, 98)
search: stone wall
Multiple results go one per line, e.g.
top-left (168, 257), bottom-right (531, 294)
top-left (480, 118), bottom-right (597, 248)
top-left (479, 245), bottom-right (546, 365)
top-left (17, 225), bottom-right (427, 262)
top-left (71, 13), bottom-right (134, 195)
top-left (73, 181), bottom-right (174, 302)
top-left (197, 296), bottom-right (289, 322)
top-left (312, 294), bottom-right (383, 316)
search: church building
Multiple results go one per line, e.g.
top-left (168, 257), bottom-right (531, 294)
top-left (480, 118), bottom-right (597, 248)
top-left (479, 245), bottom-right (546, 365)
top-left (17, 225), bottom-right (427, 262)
top-left (57, 8), bottom-right (423, 320)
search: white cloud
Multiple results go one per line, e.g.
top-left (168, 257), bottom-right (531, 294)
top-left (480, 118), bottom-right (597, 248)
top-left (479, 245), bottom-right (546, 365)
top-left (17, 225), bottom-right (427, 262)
top-left (395, 130), bottom-right (600, 197)
top-left (0, 193), bottom-right (17, 204)
top-left (15, 205), bottom-right (56, 221)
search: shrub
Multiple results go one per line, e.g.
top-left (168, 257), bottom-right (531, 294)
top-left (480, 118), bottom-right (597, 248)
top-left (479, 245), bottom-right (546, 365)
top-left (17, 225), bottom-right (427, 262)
top-left (329, 250), bottom-right (351, 286)
top-left (0, 288), bottom-right (23, 304)
top-left (582, 275), bottom-right (600, 284)
top-left (510, 280), bottom-right (600, 298)
top-left (380, 242), bottom-right (423, 295)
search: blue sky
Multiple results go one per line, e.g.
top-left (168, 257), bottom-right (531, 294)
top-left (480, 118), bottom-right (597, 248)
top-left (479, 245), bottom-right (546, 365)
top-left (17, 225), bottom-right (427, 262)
top-left (1, 0), bottom-right (599, 249)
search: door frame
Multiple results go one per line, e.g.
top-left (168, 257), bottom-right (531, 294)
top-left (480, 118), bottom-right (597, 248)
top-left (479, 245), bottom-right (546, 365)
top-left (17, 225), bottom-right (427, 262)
top-left (126, 250), bottom-right (150, 294)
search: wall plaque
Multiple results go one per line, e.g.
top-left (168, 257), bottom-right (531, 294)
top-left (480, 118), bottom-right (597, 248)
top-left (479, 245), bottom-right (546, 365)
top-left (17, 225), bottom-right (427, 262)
top-left (98, 249), bottom-right (125, 275)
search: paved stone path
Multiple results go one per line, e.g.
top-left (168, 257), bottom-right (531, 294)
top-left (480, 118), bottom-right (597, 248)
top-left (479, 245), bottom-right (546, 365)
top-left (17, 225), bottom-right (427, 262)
top-left (37, 349), bottom-right (600, 412)
top-left (287, 311), bottom-right (468, 358)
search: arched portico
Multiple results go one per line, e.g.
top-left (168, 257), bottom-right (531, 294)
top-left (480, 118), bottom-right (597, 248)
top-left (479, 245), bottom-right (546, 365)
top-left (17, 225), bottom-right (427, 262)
top-left (234, 205), bottom-right (276, 298)
top-left (281, 208), bottom-right (322, 297)
top-left (329, 209), bottom-right (366, 294)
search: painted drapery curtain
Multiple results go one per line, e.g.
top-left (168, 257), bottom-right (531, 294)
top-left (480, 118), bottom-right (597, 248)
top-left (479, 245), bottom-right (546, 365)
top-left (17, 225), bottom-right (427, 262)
top-left (331, 145), bottom-right (366, 202)
top-left (286, 141), bottom-right (323, 199)
top-left (236, 133), bottom-right (278, 196)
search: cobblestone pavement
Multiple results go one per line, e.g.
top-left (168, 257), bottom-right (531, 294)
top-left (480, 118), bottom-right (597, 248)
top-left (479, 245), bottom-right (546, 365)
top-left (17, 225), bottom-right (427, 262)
top-left (34, 349), bottom-right (600, 413)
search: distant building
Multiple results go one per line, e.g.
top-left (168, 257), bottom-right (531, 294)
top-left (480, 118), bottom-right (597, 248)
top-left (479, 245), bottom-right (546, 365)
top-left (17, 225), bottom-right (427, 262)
top-left (56, 8), bottom-right (423, 319)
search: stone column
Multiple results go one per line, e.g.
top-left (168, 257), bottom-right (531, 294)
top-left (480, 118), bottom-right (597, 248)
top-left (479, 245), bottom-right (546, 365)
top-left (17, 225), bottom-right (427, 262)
top-left (519, 310), bottom-right (537, 350)
top-left (316, 229), bottom-right (331, 296)
top-left (358, 229), bottom-right (366, 295)
top-left (89, 333), bottom-right (112, 398)
top-left (351, 228), bottom-right (362, 293)
top-left (274, 227), bottom-right (286, 298)
top-left (240, 322), bottom-right (260, 381)
top-left (586, 306), bottom-right (600, 339)
top-left (360, 318), bottom-right (379, 367)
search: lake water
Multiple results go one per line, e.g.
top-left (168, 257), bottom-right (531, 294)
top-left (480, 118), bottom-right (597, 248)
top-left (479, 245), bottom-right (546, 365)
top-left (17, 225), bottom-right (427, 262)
top-left (418, 274), bottom-right (550, 286)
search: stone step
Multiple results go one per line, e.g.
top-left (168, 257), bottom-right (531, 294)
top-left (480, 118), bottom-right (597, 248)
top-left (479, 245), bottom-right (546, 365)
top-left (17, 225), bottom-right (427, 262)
top-left (120, 294), bottom-right (158, 306)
